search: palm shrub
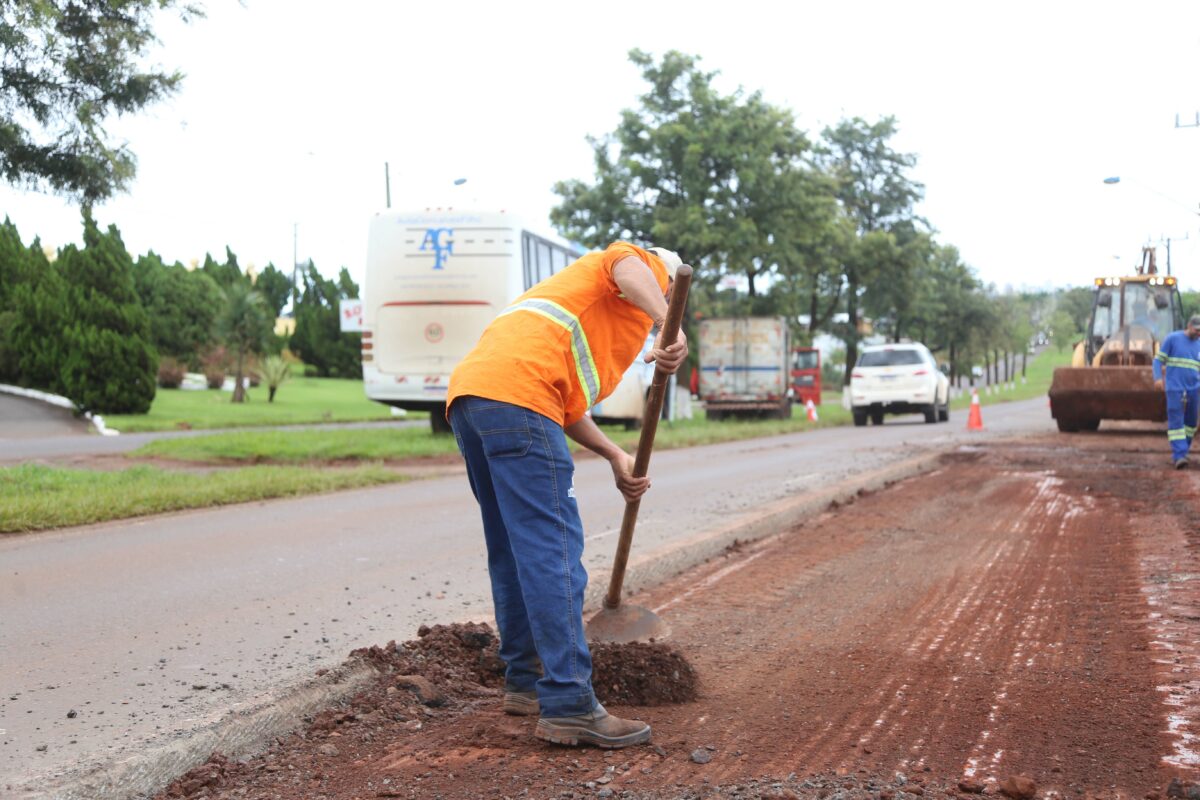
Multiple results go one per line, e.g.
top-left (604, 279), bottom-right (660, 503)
top-left (219, 283), bottom-right (270, 403)
top-left (255, 355), bottom-right (291, 403)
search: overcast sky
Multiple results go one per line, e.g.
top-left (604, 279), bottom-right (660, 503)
top-left (3, 0), bottom-right (1199, 295)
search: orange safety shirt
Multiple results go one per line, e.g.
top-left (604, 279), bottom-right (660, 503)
top-left (447, 242), bottom-right (670, 428)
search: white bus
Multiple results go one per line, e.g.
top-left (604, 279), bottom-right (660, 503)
top-left (362, 208), bottom-right (653, 433)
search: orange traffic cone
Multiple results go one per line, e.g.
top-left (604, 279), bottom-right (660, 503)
top-left (967, 388), bottom-right (984, 430)
top-left (805, 398), bottom-right (819, 422)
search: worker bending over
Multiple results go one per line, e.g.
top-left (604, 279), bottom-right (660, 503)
top-left (447, 242), bottom-right (687, 748)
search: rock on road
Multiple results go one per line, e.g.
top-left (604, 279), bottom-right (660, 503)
top-left (0, 398), bottom-right (1052, 788)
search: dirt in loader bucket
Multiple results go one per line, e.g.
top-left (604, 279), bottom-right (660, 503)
top-left (1048, 365), bottom-right (1166, 431)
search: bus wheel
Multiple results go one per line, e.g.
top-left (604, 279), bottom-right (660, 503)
top-left (430, 405), bottom-right (452, 435)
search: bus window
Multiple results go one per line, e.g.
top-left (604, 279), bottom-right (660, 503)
top-left (522, 233), bottom-right (539, 290)
top-left (522, 232), bottom-right (582, 289)
top-left (537, 242), bottom-right (552, 283)
top-left (551, 248), bottom-right (569, 274)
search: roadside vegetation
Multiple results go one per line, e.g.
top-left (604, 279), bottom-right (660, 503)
top-left (134, 348), bottom-right (1066, 466)
top-left (0, 464), bottom-right (405, 534)
top-left (103, 376), bottom-right (415, 433)
top-left (8, 347), bottom-right (1064, 534)
top-left (951, 346), bottom-right (1070, 409)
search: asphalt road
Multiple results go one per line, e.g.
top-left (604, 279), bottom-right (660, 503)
top-left (0, 393), bottom-right (422, 463)
top-left (0, 393), bottom-right (90, 443)
top-left (0, 397), bottom-right (1056, 789)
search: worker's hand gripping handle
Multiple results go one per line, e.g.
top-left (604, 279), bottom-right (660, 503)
top-left (603, 264), bottom-right (693, 610)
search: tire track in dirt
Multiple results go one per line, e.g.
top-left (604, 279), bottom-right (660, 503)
top-left (633, 443), bottom-right (1173, 795)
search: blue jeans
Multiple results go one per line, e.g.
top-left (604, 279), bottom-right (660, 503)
top-left (1167, 387), bottom-right (1199, 462)
top-left (449, 396), bottom-right (597, 718)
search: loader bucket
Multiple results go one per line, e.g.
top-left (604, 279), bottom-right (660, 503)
top-left (1047, 366), bottom-right (1165, 432)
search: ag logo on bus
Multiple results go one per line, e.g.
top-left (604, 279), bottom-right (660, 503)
top-left (420, 227), bottom-right (454, 270)
top-left (425, 322), bottom-right (444, 343)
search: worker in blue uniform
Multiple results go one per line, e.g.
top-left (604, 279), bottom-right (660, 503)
top-left (1153, 314), bottom-right (1200, 469)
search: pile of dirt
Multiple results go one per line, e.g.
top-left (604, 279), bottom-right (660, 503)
top-left (366, 620), bottom-right (508, 688)
top-left (158, 623), bottom-right (505, 799)
top-left (156, 622), bottom-right (698, 799)
top-left (591, 641), bottom-right (699, 705)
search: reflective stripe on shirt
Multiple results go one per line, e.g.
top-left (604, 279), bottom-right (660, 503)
top-left (498, 299), bottom-right (601, 408)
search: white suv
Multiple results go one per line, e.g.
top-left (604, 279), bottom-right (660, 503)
top-left (850, 343), bottom-right (950, 426)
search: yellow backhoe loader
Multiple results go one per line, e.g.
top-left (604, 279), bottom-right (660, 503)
top-left (1048, 248), bottom-right (1185, 432)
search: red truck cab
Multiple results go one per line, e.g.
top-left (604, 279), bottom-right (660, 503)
top-left (791, 347), bottom-right (822, 405)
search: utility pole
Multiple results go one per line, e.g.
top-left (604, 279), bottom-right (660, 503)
top-left (385, 162), bottom-right (392, 209)
top-left (1160, 232), bottom-right (1190, 276)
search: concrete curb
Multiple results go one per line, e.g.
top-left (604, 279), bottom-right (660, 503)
top-left (0, 383), bottom-right (119, 436)
top-left (20, 658), bottom-right (380, 800)
top-left (20, 448), bottom-right (947, 800)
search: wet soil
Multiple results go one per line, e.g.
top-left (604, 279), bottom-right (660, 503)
top-left (156, 429), bottom-right (1200, 800)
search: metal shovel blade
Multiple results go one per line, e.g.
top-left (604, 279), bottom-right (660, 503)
top-left (586, 603), bottom-right (670, 644)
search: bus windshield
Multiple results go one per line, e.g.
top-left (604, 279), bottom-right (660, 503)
top-left (1092, 283), bottom-right (1174, 341)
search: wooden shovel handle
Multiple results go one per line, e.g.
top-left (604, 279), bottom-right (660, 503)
top-left (603, 264), bottom-right (693, 609)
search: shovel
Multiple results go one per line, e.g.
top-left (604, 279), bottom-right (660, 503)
top-left (586, 264), bottom-right (693, 644)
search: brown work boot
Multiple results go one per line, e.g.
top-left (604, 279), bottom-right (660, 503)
top-left (502, 689), bottom-right (539, 716)
top-left (535, 704), bottom-right (651, 749)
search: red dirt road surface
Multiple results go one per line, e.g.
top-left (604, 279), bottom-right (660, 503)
top-left (158, 429), bottom-right (1200, 799)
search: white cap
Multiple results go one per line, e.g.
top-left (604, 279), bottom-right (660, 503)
top-left (647, 247), bottom-right (683, 278)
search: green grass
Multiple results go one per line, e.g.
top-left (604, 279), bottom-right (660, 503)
top-left (103, 377), bottom-right (424, 433)
top-left (0, 463), bottom-right (406, 533)
top-left (134, 427), bottom-right (463, 463)
top-left (132, 349), bottom-right (1070, 465)
top-left (132, 393), bottom-right (849, 463)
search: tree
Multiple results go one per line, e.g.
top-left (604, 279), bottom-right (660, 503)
top-left (1057, 286), bottom-right (1094, 335)
top-left (200, 246), bottom-right (249, 290)
top-left (5, 229), bottom-right (66, 390)
top-left (218, 282), bottom-right (270, 403)
top-left (254, 263), bottom-right (292, 318)
top-left (290, 262), bottom-right (360, 378)
top-left (132, 251), bottom-right (223, 366)
top-left (0, 216), bottom-right (35, 382)
top-left (913, 244), bottom-right (986, 384)
top-left (551, 49), bottom-right (834, 298)
top-left (56, 214), bottom-right (158, 413)
top-left (1049, 309), bottom-right (1080, 353)
top-left (818, 116), bottom-right (924, 385)
top-left (0, 1), bottom-right (201, 206)
top-left (861, 224), bottom-right (935, 343)
top-left (0, 216), bottom-right (32, 309)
